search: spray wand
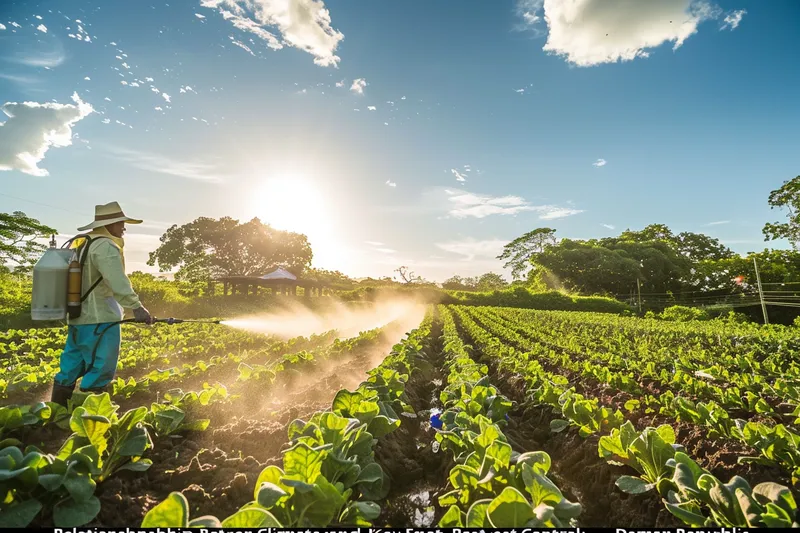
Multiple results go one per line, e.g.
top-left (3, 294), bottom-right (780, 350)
top-left (119, 317), bottom-right (223, 325)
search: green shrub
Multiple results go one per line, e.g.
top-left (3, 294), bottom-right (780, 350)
top-left (660, 305), bottom-right (710, 322)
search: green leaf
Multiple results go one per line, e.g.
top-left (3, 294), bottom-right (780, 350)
top-left (117, 427), bottom-right (151, 456)
top-left (253, 465), bottom-right (285, 499)
top-left (466, 499), bottom-right (492, 527)
top-left (367, 415), bottom-right (399, 439)
top-left (63, 470), bottom-right (96, 503)
top-left (665, 501), bottom-right (707, 526)
top-left (221, 508), bottom-right (281, 527)
top-left (0, 498), bottom-right (42, 527)
top-left (616, 475), bottom-right (654, 494)
top-left (117, 459), bottom-right (153, 472)
top-left (549, 419), bottom-right (569, 432)
top-left (283, 442), bottom-right (325, 483)
top-left (487, 486), bottom-right (534, 527)
top-left (256, 482), bottom-right (288, 509)
top-left (439, 505), bottom-right (464, 527)
top-left (188, 516), bottom-right (223, 527)
top-left (53, 496), bottom-right (102, 527)
top-left (141, 492), bottom-right (189, 527)
top-left (340, 501), bottom-right (381, 526)
top-left (516, 451), bottom-right (551, 475)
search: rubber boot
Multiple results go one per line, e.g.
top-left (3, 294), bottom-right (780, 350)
top-left (50, 383), bottom-right (74, 407)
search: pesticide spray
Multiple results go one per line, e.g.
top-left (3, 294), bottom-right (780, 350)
top-left (221, 298), bottom-right (426, 339)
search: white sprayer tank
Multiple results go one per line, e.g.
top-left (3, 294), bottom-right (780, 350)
top-left (31, 248), bottom-right (74, 321)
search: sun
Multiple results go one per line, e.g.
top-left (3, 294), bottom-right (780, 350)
top-left (255, 175), bottom-right (328, 237)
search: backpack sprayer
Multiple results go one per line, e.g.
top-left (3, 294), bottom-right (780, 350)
top-left (30, 234), bottom-right (223, 327)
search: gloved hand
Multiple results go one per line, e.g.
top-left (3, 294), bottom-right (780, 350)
top-left (133, 305), bottom-right (153, 324)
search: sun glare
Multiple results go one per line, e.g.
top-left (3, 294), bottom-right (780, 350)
top-left (256, 176), bottom-right (328, 237)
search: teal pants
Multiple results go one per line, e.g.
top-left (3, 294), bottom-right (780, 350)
top-left (54, 323), bottom-right (121, 391)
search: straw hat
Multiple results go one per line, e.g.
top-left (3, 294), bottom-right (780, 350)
top-left (77, 201), bottom-right (143, 231)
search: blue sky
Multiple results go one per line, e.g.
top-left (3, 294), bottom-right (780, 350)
top-left (1, 0), bottom-right (798, 281)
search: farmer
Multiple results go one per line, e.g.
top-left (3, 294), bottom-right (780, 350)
top-left (50, 201), bottom-right (154, 406)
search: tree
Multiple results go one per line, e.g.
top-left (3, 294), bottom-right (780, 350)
top-left (147, 216), bottom-right (312, 282)
top-left (497, 228), bottom-right (557, 280)
top-left (763, 175), bottom-right (800, 249)
top-left (394, 265), bottom-right (423, 284)
top-left (442, 275), bottom-right (479, 291)
top-left (0, 211), bottom-right (57, 272)
top-left (477, 272), bottom-right (507, 291)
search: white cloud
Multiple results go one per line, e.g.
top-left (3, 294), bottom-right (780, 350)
top-left (0, 93), bottom-right (93, 177)
top-left (451, 168), bottom-right (467, 182)
top-left (350, 78), bottom-right (367, 94)
top-left (102, 145), bottom-right (223, 183)
top-left (0, 23), bottom-right (6, 30)
top-left (445, 189), bottom-right (584, 220)
top-left (374, 248), bottom-right (396, 254)
top-left (593, 158), bottom-right (607, 167)
top-left (446, 191), bottom-right (533, 218)
top-left (721, 9), bottom-right (745, 30)
top-left (162, 93), bottom-right (171, 103)
top-left (515, 88), bottom-right (525, 94)
top-left (538, 206), bottom-right (584, 220)
top-left (335, 80), bottom-right (344, 87)
top-left (436, 238), bottom-right (509, 261)
top-left (602, 223), bottom-right (615, 230)
top-left (36, 24), bottom-right (47, 33)
top-left (367, 105), bottom-right (376, 111)
top-left (385, 179), bottom-right (396, 187)
top-left (84, 76), bottom-right (91, 81)
top-left (200, 0), bottom-right (344, 66)
top-left (706, 220), bottom-right (730, 226)
top-left (195, 13), bottom-right (206, 19)
top-left (230, 38), bottom-right (256, 55)
top-left (519, 0), bottom-right (724, 67)
top-left (365, 241), bottom-right (384, 246)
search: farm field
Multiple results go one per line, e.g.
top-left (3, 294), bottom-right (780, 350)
top-left (1, 304), bottom-right (798, 528)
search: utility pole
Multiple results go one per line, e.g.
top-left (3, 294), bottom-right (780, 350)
top-left (637, 278), bottom-right (642, 315)
top-left (753, 257), bottom-right (769, 325)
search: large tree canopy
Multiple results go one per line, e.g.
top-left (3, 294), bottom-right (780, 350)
top-left (147, 216), bottom-right (312, 282)
top-left (497, 228), bottom-right (557, 280)
top-left (0, 211), bottom-right (57, 272)
top-left (763, 175), bottom-right (800, 249)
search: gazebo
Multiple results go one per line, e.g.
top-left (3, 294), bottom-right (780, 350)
top-left (212, 268), bottom-right (330, 297)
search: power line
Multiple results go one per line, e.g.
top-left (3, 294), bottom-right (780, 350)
top-left (0, 192), bottom-right (84, 217)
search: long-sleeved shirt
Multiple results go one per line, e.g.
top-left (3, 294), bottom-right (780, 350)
top-left (67, 228), bottom-right (142, 325)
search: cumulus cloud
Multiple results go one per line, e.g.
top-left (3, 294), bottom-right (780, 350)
top-left (36, 24), bottom-right (47, 33)
top-left (102, 145), bottom-right (223, 183)
top-left (518, 0), bottom-right (726, 67)
top-left (335, 80), bottom-right (344, 87)
top-left (721, 9), bottom-right (746, 30)
top-left (385, 179), bottom-right (396, 187)
top-left (445, 189), bottom-right (584, 220)
top-left (367, 106), bottom-right (376, 111)
top-left (436, 238), bottom-right (509, 261)
top-left (0, 23), bottom-right (6, 30)
top-left (200, 0), bottom-right (344, 66)
top-left (0, 93), bottom-right (93, 177)
top-left (350, 78), bottom-right (367, 94)
top-left (593, 158), bottom-right (607, 167)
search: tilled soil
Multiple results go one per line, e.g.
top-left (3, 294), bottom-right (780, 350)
top-left (374, 320), bottom-right (452, 527)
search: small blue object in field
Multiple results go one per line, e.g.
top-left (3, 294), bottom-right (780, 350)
top-left (430, 409), bottom-right (443, 429)
top-left (505, 414), bottom-right (510, 421)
